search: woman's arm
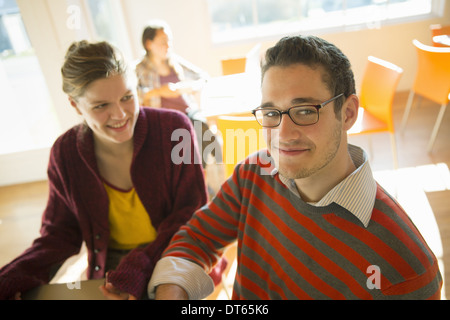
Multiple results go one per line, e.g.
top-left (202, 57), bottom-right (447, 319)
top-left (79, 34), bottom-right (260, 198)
top-left (0, 142), bottom-right (83, 299)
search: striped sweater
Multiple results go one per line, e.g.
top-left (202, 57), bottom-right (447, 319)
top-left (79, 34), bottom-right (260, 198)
top-left (158, 149), bottom-right (442, 299)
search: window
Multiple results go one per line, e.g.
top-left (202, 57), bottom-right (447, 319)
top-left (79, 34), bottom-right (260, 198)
top-left (85, 0), bottom-right (133, 61)
top-left (86, 0), bottom-right (120, 45)
top-left (0, 0), bottom-right (60, 154)
top-left (207, 0), bottom-right (440, 44)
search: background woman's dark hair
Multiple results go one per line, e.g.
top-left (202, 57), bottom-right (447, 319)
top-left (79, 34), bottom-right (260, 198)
top-left (61, 40), bottom-right (127, 99)
top-left (261, 35), bottom-right (356, 114)
top-left (141, 19), bottom-right (172, 53)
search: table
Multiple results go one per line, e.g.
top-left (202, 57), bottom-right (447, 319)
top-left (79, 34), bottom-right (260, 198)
top-left (198, 70), bottom-right (262, 124)
top-left (22, 278), bottom-right (107, 300)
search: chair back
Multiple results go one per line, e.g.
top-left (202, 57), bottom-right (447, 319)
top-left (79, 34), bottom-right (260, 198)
top-left (412, 40), bottom-right (450, 105)
top-left (221, 58), bottom-right (247, 75)
top-left (216, 116), bottom-right (266, 178)
top-left (430, 24), bottom-right (450, 47)
top-left (359, 56), bottom-right (403, 132)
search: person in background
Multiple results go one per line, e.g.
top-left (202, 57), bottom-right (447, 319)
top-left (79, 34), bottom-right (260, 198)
top-left (136, 19), bottom-right (207, 113)
top-left (0, 40), bottom-right (209, 300)
top-left (148, 35), bottom-right (443, 300)
top-left (135, 19), bottom-right (218, 170)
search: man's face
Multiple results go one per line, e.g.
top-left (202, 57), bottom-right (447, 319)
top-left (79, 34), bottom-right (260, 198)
top-left (261, 63), bottom-right (346, 180)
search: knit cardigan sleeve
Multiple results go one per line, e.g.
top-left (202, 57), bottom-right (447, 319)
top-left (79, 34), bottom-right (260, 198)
top-left (106, 108), bottom-right (208, 299)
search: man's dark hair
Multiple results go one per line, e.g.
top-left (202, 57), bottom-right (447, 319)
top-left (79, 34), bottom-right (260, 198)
top-left (261, 35), bottom-right (356, 114)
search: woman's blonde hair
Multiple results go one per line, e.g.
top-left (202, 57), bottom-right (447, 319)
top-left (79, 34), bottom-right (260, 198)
top-left (61, 40), bottom-right (129, 99)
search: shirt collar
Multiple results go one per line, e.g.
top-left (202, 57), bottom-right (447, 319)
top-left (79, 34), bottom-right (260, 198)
top-left (274, 144), bottom-right (377, 228)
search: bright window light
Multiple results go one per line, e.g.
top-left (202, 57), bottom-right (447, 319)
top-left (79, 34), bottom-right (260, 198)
top-left (0, 0), bottom-right (61, 154)
top-left (207, 0), bottom-right (439, 44)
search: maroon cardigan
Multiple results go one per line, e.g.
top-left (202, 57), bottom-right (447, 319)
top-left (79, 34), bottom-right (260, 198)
top-left (0, 107), bottom-right (208, 299)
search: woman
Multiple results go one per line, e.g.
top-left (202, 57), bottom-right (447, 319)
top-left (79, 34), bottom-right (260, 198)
top-left (136, 20), bottom-right (219, 169)
top-left (135, 19), bottom-right (207, 113)
top-left (0, 41), bottom-right (208, 299)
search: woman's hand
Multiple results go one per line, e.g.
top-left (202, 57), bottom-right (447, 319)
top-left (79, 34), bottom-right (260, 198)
top-left (99, 282), bottom-right (137, 300)
top-left (145, 84), bottom-right (180, 100)
top-left (143, 84), bottom-right (180, 107)
top-left (158, 83), bottom-right (183, 98)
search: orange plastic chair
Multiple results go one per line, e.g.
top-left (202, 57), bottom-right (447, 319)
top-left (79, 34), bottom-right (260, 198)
top-left (221, 57), bottom-right (247, 75)
top-left (348, 56), bottom-right (403, 168)
top-left (400, 40), bottom-right (450, 153)
top-left (430, 24), bottom-right (450, 47)
top-left (216, 116), bottom-right (267, 179)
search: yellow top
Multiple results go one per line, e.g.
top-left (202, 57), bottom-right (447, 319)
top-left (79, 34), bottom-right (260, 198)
top-left (104, 182), bottom-right (157, 250)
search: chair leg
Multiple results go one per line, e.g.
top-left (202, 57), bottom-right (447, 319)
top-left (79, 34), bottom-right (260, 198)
top-left (400, 91), bottom-right (415, 134)
top-left (427, 104), bottom-right (448, 153)
top-left (390, 132), bottom-right (399, 169)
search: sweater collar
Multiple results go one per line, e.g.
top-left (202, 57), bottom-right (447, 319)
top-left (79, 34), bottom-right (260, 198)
top-left (275, 144), bottom-right (376, 228)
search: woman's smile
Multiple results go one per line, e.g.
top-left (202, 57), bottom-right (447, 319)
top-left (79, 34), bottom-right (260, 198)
top-left (108, 119), bottom-right (129, 131)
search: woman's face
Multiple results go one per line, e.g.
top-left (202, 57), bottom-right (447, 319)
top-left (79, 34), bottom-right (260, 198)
top-left (146, 29), bottom-right (172, 60)
top-left (70, 74), bottom-right (139, 147)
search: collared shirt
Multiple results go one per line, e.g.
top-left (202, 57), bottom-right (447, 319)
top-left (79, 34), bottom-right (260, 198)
top-left (276, 144), bottom-right (376, 228)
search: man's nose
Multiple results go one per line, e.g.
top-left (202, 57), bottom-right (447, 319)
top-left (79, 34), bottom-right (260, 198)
top-left (277, 112), bottom-right (299, 140)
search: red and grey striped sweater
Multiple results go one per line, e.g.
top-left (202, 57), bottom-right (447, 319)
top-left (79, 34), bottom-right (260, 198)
top-left (162, 151), bottom-right (442, 299)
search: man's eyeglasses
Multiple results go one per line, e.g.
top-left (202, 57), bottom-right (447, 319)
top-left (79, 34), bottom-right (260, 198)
top-left (252, 93), bottom-right (344, 128)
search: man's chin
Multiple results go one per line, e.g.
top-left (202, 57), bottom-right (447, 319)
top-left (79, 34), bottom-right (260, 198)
top-left (277, 165), bottom-right (313, 180)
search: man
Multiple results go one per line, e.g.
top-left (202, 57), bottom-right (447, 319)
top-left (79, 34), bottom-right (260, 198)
top-left (148, 35), bottom-right (442, 299)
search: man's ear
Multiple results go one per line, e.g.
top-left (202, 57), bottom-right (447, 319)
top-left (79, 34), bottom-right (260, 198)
top-left (342, 94), bottom-right (359, 131)
top-left (69, 96), bottom-right (82, 115)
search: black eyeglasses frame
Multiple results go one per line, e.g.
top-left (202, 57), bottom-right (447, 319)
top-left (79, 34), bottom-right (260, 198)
top-left (251, 93), bottom-right (345, 128)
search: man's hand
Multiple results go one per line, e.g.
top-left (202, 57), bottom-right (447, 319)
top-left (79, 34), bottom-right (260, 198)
top-left (99, 282), bottom-right (137, 300)
top-left (155, 284), bottom-right (188, 300)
